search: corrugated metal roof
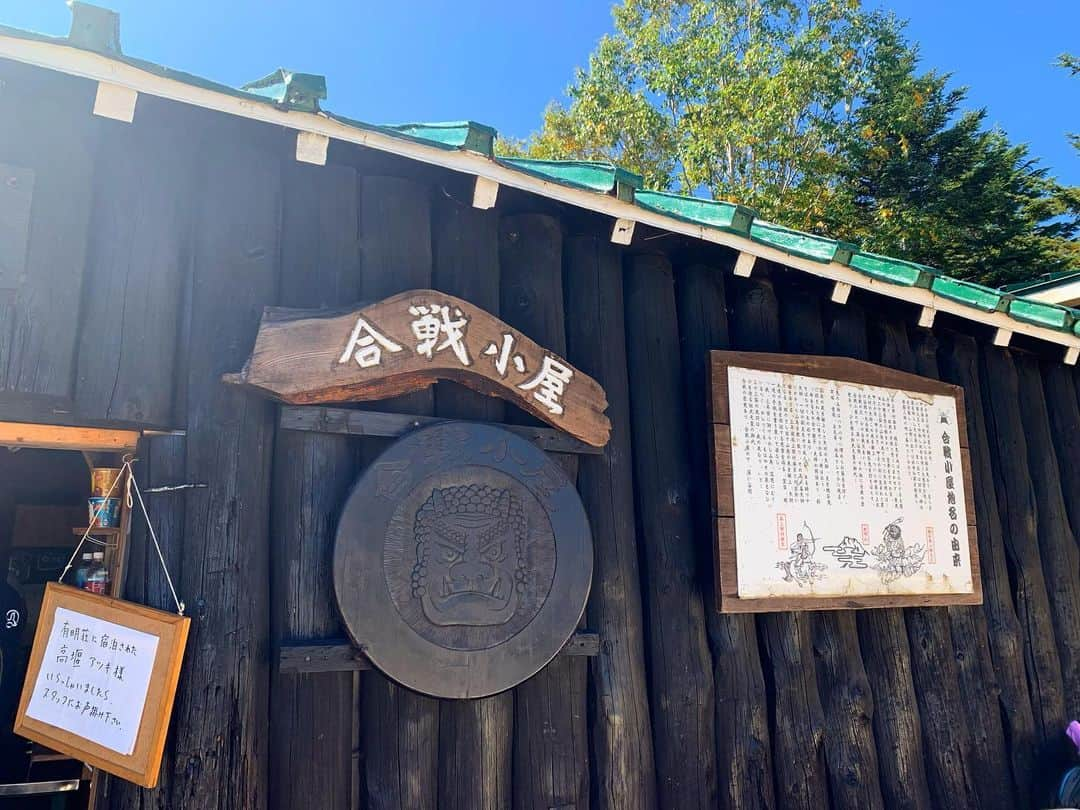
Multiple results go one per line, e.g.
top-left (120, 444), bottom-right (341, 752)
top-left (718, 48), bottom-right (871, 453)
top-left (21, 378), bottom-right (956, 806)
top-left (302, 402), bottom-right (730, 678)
top-left (1, 5), bottom-right (1078, 357)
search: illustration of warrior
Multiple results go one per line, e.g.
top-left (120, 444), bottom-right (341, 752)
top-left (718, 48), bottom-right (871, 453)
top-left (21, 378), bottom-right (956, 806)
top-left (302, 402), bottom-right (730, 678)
top-left (870, 518), bottom-right (925, 584)
top-left (776, 522), bottom-right (828, 587)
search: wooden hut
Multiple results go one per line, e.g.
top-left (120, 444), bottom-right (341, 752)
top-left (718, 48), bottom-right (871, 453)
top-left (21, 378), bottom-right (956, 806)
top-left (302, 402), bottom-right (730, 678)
top-left (0, 5), bottom-right (1078, 809)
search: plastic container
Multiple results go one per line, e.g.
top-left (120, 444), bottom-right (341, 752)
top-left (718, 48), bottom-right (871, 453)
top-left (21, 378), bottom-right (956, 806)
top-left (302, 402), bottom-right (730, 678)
top-left (84, 552), bottom-right (109, 595)
top-left (88, 496), bottom-right (120, 528)
top-left (73, 552), bottom-right (93, 589)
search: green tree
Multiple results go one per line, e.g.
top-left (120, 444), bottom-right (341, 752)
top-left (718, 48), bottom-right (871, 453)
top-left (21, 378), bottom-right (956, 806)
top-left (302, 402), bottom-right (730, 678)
top-left (828, 39), bottom-right (1080, 285)
top-left (509, 0), bottom-right (1079, 285)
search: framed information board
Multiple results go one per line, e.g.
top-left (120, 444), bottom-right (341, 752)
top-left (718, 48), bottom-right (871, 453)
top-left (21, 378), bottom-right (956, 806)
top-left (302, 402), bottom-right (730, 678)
top-left (13, 583), bottom-right (189, 787)
top-left (709, 351), bottom-right (981, 613)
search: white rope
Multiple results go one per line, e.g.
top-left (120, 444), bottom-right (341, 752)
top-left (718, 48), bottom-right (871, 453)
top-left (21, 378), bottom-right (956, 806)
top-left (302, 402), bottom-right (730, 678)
top-left (59, 458), bottom-right (185, 616)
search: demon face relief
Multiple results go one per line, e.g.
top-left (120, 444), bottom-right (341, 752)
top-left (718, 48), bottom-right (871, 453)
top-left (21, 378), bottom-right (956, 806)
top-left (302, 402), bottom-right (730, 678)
top-left (333, 422), bottom-right (592, 698)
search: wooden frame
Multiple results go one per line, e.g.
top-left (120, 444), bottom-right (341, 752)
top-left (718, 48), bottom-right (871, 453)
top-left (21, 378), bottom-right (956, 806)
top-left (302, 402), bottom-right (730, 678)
top-left (0, 421), bottom-right (140, 453)
top-left (13, 583), bottom-right (189, 788)
top-left (708, 351), bottom-right (982, 613)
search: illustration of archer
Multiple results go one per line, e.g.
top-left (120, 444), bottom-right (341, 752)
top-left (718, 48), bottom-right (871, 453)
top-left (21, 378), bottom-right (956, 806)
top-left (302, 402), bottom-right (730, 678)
top-left (776, 522), bottom-right (828, 587)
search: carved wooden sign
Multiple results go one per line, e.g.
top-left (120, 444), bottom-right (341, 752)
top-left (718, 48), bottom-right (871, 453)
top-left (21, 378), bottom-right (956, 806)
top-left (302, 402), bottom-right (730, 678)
top-left (710, 351), bottom-right (982, 613)
top-left (333, 421), bottom-right (593, 698)
top-left (225, 290), bottom-right (611, 447)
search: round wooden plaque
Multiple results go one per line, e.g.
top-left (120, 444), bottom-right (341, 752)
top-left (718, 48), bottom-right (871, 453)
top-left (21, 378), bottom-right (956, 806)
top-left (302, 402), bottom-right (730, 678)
top-left (333, 421), bottom-right (593, 698)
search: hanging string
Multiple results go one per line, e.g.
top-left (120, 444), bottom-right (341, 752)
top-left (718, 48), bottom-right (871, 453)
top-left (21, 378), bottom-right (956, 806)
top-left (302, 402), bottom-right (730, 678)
top-left (59, 457), bottom-right (185, 616)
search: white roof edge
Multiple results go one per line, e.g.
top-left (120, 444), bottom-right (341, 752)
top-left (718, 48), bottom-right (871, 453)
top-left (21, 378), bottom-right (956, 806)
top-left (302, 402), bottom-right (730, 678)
top-left (1024, 278), bottom-right (1080, 307)
top-left (2, 31), bottom-right (1078, 355)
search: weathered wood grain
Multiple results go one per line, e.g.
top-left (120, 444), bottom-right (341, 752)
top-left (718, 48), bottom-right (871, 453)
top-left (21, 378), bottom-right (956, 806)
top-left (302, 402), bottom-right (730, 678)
top-left (432, 195), bottom-right (512, 810)
top-left (675, 260), bottom-right (774, 810)
top-left (874, 319), bottom-right (979, 808)
top-left (0, 64), bottom-right (99, 404)
top-left (729, 275), bottom-right (827, 810)
top-left (166, 124), bottom-right (283, 810)
top-left (107, 434), bottom-right (186, 810)
top-left (1014, 355), bottom-right (1080, 721)
top-left (624, 253), bottom-right (717, 809)
top-left (826, 302), bottom-right (933, 810)
top-left (910, 329), bottom-right (1016, 810)
top-left (74, 97), bottom-right (194, 427)
top-left (979, 348), bottom-right (1066, 744)
top-left (1042, 363), bottom-right (1080, 556)
top-left (269, 159), bottom-right (362, 810)
top-left (776, 285), bottom-right (883, 810)
top-left (937, 332), bottom-right (1037, 804)
top-left (564, 233), bottom-right (657, 810)
top-left (357, 175), bottom-right (439, 810)
top-left (499, 213), bottom-right (589, 810)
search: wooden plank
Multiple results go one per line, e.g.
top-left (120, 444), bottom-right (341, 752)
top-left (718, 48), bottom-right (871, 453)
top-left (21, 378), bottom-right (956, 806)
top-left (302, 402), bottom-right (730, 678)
top-left (164, 122), bottom-right (283, 809)
top-left (777, 283), bottom-right (884, 810)
top-left (225, 291), bottom-right (611, 447)
top-left (0, 64), bottom-right (100, 402)
top-left (728, 275), bottom-right (828, 810)
top-left (0, 161), bottom-right (33, 289)
top-left (279, 632), bottom-right (602, 674)
top-left (108, 434), bottom-right (186, 810)
top-left (624, 253), bottom-right (718, 807)
top-left (75, 97), bottom-right (194, 427)
top-left (0, 421), bottom-right (139, 452)
top-left (937, 332), bottom-right (1038, 803)
top-left (826, 303), bottom-right (933, 810)
top-left (92, 82), bottom-right (138, 122)
top-left (279, 405), bottom-right (602, 454)
top-left (498, 212), bottom-right (590, 810)
top-left (1014, 355), bottom-right (1080, 721)
top-left (873, 319), bottom-right (981, 808)
top-left (357, 175), bottom-right (438, 810)
top-left (676, 260), bottom-right (774, 810)
top-left (980, 347), bottom-right (1066, 743)
top-left (268, 159), bottom-right (361, 810)
top-left (563, 233), bottom-right (656, 810)
top-left (910, 329), bottom-right (1015, 810)
top-left (432, 193), bottom-right (511, 810)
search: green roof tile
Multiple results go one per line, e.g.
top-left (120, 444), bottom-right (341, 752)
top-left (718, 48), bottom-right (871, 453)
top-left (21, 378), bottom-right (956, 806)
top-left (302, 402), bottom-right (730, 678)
top-left (850, 252), bottom-right (934, 288)
top-left (241, 69), bottom-right (326, 112)
top-left (499, 158), bottom-right (642, 200)
top-left (750, 221), bottom-right (857, 264)
top-left (930, 277), bottom-right (1006, 312)
top-left (379, 121), bottom-right (495, 156)
top-left (1006, 298), bottom-right (1074, 331)
top-left (634, 191), bottom-right (754, 235)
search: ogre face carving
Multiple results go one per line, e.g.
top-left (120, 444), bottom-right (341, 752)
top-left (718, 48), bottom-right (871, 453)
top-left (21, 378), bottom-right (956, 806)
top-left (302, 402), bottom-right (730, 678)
top-left (411, 485), bottom-right (526, 627)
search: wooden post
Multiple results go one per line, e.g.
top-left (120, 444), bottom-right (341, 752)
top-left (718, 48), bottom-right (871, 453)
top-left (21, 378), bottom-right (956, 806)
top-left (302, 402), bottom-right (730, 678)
top-left (268, 160), bottom-right (363, 810)
top-left (825, 304), bottom-right (933, 810)
top-left (729, 275), bottom-right (828, 810)
top-left (499, 213), bottom-right (590, 810)
top-left (980, 348), bottom-right (1067, 743)
top-left (1042, 363), bottom-right (1080, 565)
top-left (675, 261), bottom-right (774, 810)
top-left (623, 254), bottom-right (718, 807)
top-left (911, 329), bottom-right (1017, 810)
top-left (937, 333), bottom-right (1038, 803)
top-left (165, 124), bottom-right (283, 809)
top-left (776, 284), bottom-right (884, 810)
top-left (874, 320), bottom-right (980, 807)
top-left (357, 175), bottom-right (439, 810)
top-left (106, 435), bottom-right (186, 810)
top-left (1014, 356), bottom-right (1080, 721)
top-left (433, 198), bottom-right (512, 810)
top-left (563, 234), bottom-right (657, 810)
top-left (75, 96), bottom-right (194, 427)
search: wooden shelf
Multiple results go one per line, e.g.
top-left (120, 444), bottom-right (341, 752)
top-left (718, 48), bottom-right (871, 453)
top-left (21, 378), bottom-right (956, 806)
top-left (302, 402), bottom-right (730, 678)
top-left (71, 526), bottom-right (120, 536)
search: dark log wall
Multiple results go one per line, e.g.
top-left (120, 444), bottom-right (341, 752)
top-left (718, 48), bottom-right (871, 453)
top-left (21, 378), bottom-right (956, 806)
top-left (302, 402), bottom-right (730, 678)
top-left (2, 63), bottom-right (1079, 810)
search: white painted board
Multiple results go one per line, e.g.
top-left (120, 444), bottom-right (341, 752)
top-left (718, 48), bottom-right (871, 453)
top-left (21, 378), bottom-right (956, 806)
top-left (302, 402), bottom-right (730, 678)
top-left (728, 366), bottom-right (972, 599)
top-left (25, 606), bottom-right (159, 756)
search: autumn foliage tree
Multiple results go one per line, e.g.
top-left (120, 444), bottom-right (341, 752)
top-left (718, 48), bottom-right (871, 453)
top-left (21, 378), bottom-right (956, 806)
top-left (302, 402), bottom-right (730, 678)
top-left (505, 0), bottom-right (1079, 285)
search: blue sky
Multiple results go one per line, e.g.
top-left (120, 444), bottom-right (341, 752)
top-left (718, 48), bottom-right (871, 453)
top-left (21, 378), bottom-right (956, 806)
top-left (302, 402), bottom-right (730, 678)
top-left (4, 1), bottom-right (1078, 184)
